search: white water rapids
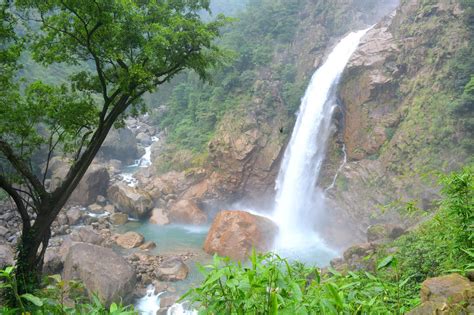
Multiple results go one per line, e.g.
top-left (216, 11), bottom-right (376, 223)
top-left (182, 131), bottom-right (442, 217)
top-left (271, 28), bottom-right (369, 261)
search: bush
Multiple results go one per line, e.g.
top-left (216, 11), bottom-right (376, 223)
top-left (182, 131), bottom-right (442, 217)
top-left (0, 266), bottom-right (136, 314)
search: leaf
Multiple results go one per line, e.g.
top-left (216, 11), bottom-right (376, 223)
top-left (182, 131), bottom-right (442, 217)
top-left (21, 293), bottom-right (43, 307)
top-left (110, 303), bottom-right (118, 312)
top-left (377, 255), bottom-right (394, 270)
top-left (327, 266), bottom-right (342, 277)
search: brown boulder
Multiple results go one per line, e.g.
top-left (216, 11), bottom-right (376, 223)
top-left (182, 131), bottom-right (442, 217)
top-left (70, 226), bottom-right (104, 245)
top-left (420, 274), bottom-right (474, 305)
top-left (203, 210), bottom-right (278, 260)
top-left (168, 200), bottom-right (206, 225)
top-left (63, 243), bottom-right (136, 305)
top-left (109, 212), bottom-right (128, 225)
top-left (115, 231), bottom-right (145, 249)
top-left (107, 182), bottom-right (153, 218)
top-left (155, 257), bottom-right (189, 282)
top-left (66, 207), bottom-right (83, 225)
top-left (149, 208), bottom-right (170, 225)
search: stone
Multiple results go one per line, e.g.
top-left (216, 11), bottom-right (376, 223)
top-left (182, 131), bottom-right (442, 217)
top-left (66, 208), bottom-right (82, 225)
top-left (107, 183), bottom-right (153, 219)
top-left (88, 203), bottom-right (104, 213)
top-left (50, 164), bottom-right (110, 206)
top-left (70, 226), bottom-right (104, 245)
top-left (100, 127), bottom-right (139, 164)
top-left (204, 210), bottom-right (278, 260)
top-left (160, 294), bottom-right (178, 309)
top-left (366, 224), bottom-right (405, 243)
top-left (155, 258), bottom-right (189, 281)
top-left (109, 212), bottom-right (128, 225)
top-left (168, 200), bottom-right (207, 225)
top-left (149, 208), bottom-right (169, 225)
top-left (115, 231), bottom-right (145, 249)
top-left (341, 243), bottom-right (377, 271)
top-left (0, 226), bottom-right (8, 237)
top-left (63, 243), bottom-right (136, 305)
top-left (420, 274), bottom-right (474, 305)
top-left (104, 204), bottom-right (115, 213)
top-left (136, 132), bottom-right (152, 146)
top-left (139, 241), bottom-right (157, 251)
top-left (0, 244), bottom-right (14, 268)
top-left (43, 247), bottom-right (63, 275)
top-left (96, 195), bottom-right (107, 206)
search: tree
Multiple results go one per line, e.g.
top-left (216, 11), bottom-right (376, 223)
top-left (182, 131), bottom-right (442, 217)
top-left (0, 0), bottom-right (226, 292)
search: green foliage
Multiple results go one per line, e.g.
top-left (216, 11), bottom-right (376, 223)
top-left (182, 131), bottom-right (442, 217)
top-left (183, 251), bottom-right (416, 314)
top-left (0, 266), bottom-right (136, 314)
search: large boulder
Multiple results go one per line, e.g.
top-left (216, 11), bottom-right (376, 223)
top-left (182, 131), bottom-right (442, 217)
top-left (66, 207), bottom-right (83, 226)
top-left (366, 224), bottom-right (405, 243)
top-left (168, 200), bottom-right (207, 225)
top-left (70, 226), bottom-right (104, 245)
top-left (204, 210), bottom-right (278, 260)
top-left (0, 244), bottom-right (14, 268)
top-left (155, 257), bottom-right (189, 282)
top-left (100, 127), bottom-right (138, 164)
top-left (63, 243), bottom-right (136, 305)
top-left (115, 231), bottom-right (145, 249)
top-left (51, 164), bottom-right (110, 206)
top-left (408, 274), bottom-right (474, 314)
top-left (109, 212), bottom-right (129, 225)
top-left (107, 183), bottom-right (153, 218)
top-left (149, 208), bottom-right (169, 225)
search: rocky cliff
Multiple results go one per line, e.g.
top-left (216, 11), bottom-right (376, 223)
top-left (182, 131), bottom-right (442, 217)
top-left (323, 0), bottom-right (472, 242)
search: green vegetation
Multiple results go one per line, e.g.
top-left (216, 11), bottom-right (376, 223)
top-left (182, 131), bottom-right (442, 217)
top-left (183, 166), bottom-right (474, 314)
top-left (0, 266), bottom-right (135, 314)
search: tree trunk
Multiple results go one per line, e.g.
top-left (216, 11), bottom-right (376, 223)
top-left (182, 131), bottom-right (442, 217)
top-left (15, 210), bottom-right (52, 293)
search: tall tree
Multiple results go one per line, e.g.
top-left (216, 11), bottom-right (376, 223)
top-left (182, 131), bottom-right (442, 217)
top-left (0, 0), bottom-right (225, 291)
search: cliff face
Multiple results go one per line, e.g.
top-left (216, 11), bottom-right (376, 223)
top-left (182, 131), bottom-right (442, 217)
top-left (324, 0), bottom-right (472, 241)
top-left (199, 0), bottom-right (400, 209)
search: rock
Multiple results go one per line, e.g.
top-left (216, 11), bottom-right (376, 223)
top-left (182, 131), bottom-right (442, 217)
top-left (61, 164), bottom-right (110, 206)
top-left (407, 274), bottom-right (474, 314)
top-left (115, 231), bottom-right (145, 249)
top-left (155, 258), bottom-right (189, 281)
top-left (88, 203), bottom-right (104, 213)
top-left (420, 274), bottom-right (473, 305)
top-left (139, 241), bottom-right (157, 251)
top-left (0, 244), bottom-right (14, 268)
top-left (149, 208), bottom-right (169, 225)
top-left (109, 212), bottom-right (128, 225)
top-left (168, 200), bottom-right (207, 225)
top-left (204, 210), bottom-right (278, 260)
top-left (63, 243), bottom-right (136, 305)
top-left (96, 195), bottom-right (107, 206)
top-left (104, 204), bottom-right (115, 213)
top-left (136, 132), bottom-right (152, 146)
top-left (66, 208), bottom-right (82, 225)
top-left (43, 247), bottom-right (63, 275)
top-left (160, 294), bottom-right (178, 308)
top-left (366, 224), bottom-right (405, 243)
top-left (70, 226), bottom-right (104, 245)
top-left (0, 226), bottom-right (8, 237)
top-left (101, 127), bottom-right (139, 164)
top-left (107, 183), bottom-right (153, 218)
top-left (342, 243), bottom-right (377, 271)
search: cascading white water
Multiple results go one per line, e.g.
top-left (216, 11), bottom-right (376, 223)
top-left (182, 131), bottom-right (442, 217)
top-left (272, 29), bottom-right (369, 261)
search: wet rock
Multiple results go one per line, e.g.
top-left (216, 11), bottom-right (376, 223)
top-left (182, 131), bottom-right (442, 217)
top-left (66, 208), bottom-right (83, 225)
top-left (139, 241), bottom-right (157, 251)
top-left (70, 226), bottom-right (104, 245)
top-left (168, 200), bottom-right (206, 225)
top-left (115, 231), bottom-right (145, 249)
top-left (204, 210), bottom-right (278, 260)
top-left (109, 212), bottom-right (128, 225)
top-left (107, 183), bottom-right (153, 219)
top-left (104, 204), bottom-right (115, 213)
top-left (88, 203), bottom-right (104, 213)
top-left (63, 243), bottom-right (136, 305)
top-left (0, 244), bottom-right (14, 268)
top-left (136, 132), bottom-right (152, 146)
top-left (96, 195), bottom-right (107, 206)
top-left (155, 258), bottom-right (189, 282)
top-left (149, 208), bottom-right (169, 225)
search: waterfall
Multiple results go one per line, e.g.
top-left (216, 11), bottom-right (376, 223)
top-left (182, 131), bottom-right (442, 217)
top-left (272, 29), bottom-right (369, 262)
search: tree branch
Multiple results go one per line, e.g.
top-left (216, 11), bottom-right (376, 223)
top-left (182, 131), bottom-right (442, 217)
top-left (0, 175), bottom-right (31, 229)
